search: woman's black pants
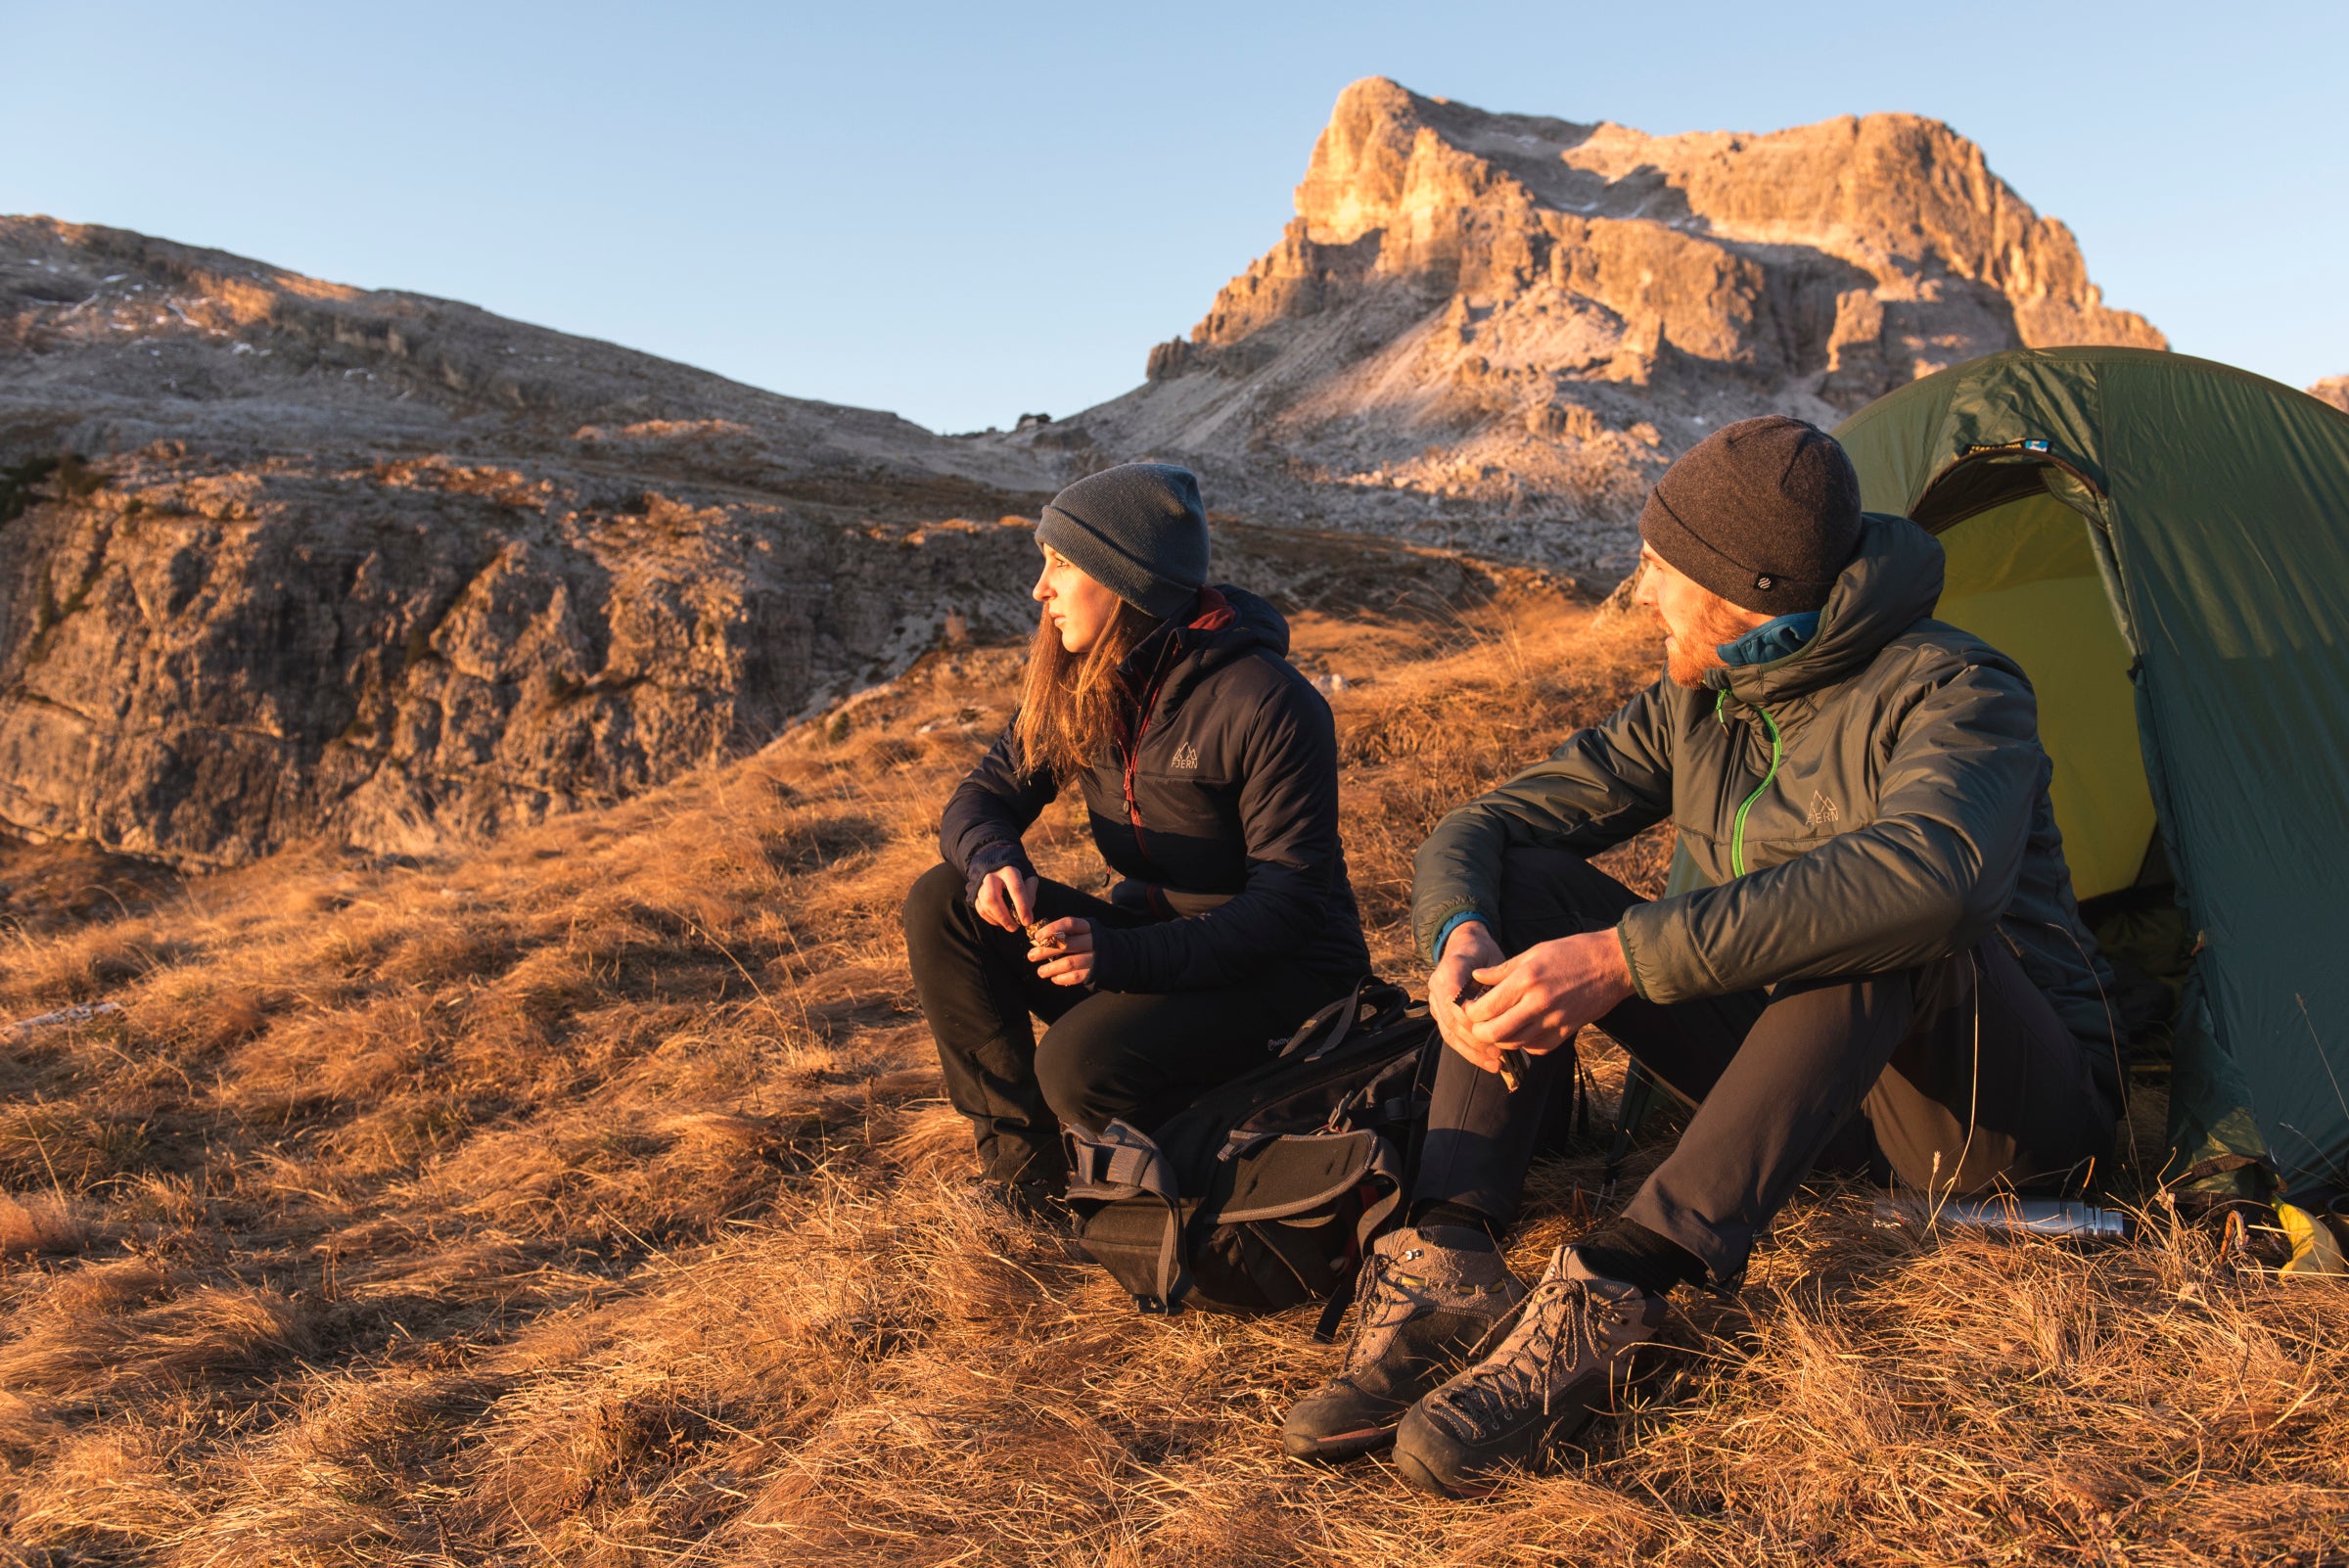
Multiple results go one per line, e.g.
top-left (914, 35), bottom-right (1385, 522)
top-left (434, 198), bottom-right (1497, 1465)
top-left (902, 862), bottom-right (1354, 1186)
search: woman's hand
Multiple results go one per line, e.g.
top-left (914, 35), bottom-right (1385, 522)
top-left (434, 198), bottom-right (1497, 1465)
top-left (1029, 917), bottom-right (1095, 988)
top-left (1462, 932), bottom-right (1634, 1057)
top-left (973, 865), bottom-right (1039, 933)
top-left (1429, 920), bottom-right (1509, 1073)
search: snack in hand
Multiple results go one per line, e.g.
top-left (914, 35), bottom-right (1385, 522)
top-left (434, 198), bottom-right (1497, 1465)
top-left (1026, 919), bottom-right (1067, 953)
top-left (1496, 1046), bottom-right (1531, 1094)
top-left (1455, 978), bottom-right (1529, 1092)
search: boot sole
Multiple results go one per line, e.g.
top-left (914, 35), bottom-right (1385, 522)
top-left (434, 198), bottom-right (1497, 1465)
top-left (1391, 1334), bottom-right (1676, 1496)
top-left (1392, 1445), bottom-right (1502, 1499)
top-left (1392, 1396), bottom-right (1606, 1499)
top-left (1280, 1420), bottom-right (1400, 1463)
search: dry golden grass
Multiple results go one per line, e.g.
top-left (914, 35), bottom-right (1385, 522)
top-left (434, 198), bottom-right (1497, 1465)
top-left (0, 590), bottom-right (2343, 1566)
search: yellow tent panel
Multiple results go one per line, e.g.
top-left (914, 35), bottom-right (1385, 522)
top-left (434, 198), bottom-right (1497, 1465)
top-left (1933, 490), bottom-right (2155, 900)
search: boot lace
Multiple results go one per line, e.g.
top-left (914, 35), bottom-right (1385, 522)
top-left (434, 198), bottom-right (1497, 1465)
top-left (1339, 1251), bottom-right (1412, 1373)
top-left (1440, 1272), bottom-right (1623, 1437)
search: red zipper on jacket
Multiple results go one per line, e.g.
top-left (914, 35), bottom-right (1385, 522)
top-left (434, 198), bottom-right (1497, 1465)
top-left (1117, 589), bottom-right (1236, 873)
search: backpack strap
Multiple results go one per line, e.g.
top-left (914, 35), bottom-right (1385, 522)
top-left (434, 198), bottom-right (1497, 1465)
top-left (1312, 1264), bottom-right (1361, 1343)
top-left (1312, 1133), bottom-right (1408, 1344)
top-left (1275, 982), bottom-right (1367, 1062)
top-left (1355, 1133), bottom-right (1405, 1247)
top-left (1068, 1137), bottom-right (1174, 1197)
top-left (1065, 1120), bottom-right (1190, 1310)
top-left (1276, 976), bottom-right (1412, 1064)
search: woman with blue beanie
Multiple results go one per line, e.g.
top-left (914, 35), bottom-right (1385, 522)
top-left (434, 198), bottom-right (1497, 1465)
top-left (902, 462), bottom-right (1370, 1213)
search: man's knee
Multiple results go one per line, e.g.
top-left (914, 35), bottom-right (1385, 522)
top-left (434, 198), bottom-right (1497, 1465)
top-left (903, 861), bottom-right (974, 958)
top-left (1769, 966), bottom-right (1918, 1030)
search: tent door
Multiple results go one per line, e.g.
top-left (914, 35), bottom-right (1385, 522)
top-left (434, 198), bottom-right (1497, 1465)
top-left (1918, 472), bottom-right (2157, 903)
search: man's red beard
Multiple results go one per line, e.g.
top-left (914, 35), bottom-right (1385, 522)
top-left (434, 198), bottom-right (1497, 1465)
top-left (1661, 596), bottom-right (1766, 688)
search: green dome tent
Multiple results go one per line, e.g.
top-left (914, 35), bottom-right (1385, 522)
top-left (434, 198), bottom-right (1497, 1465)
top-left (1833, 346), bottom-right (2349, 1202)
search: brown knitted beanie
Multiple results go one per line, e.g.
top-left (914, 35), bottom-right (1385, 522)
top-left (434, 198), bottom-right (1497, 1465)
top-left (1637, 416), bottom-right (1863, 613)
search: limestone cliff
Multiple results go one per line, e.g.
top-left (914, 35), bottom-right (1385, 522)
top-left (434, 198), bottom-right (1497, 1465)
top-left (0, 216), bottom-right (1069, 865)
top-left (0, 216), bottom-right (1557, 867)
top-left (2312, 377), bottom-right (2349, 414)
top-left (1032, 78), bottom-right (2164, 576)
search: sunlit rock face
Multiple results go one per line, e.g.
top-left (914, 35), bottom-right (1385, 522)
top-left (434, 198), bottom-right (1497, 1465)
top-left (0, 86), bottom-right (2167, 867)
top-left (1022, 77), bottom-right (2163, 578)
top-left (0, 216), bottom-right (1059, 865)
top-left (0, 215), bottom-right (1565, 867)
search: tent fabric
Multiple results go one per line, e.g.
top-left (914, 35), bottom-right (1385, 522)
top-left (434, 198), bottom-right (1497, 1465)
top-left (1834, 347), bottom-right (2349, 1199)
top-left (1934, 487), bottom-right (2154, 900)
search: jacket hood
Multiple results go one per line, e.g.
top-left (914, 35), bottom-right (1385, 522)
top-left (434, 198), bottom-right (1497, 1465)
top-left (1203, 584), bottom-right (1289, 656)
top-left (1120, 583), bottom-right (1289, 684)
top-left (1713, 514), bottom-right (1943, 706)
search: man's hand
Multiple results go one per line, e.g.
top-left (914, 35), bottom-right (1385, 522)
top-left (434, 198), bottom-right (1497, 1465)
top-left (973, 864), bottom-right (1038, 933)
top-left (1462, 931), bottom-right (1635, 1057)
top-left (1029, 917), bottom-right (1095, 988)
top-left (1429, 920), bottom-right (1509, 1073)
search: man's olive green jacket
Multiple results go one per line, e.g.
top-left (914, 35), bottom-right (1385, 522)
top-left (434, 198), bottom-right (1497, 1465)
top-left (1412, 514), bottom-right (2118, 1045)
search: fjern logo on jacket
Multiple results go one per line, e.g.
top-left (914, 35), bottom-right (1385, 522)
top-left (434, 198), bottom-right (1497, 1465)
top-left (1808, 791), bottom-right (1840, 827)
top-left (1172, 741), bottom-right (1201, 770)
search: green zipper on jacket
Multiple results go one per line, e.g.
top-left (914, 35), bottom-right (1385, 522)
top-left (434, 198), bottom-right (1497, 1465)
top-left (1727, 700), bottom-right (1783, 878)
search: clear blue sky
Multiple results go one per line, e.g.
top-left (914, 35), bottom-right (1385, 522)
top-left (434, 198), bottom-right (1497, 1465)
top-left (7, 1), bottom-right (2343, 434)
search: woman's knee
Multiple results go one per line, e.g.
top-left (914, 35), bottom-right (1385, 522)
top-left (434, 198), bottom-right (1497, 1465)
top-left (903, 861), bottom-right (973, 958)
top-left (1034, 1023), bottom-right (1127, 1134)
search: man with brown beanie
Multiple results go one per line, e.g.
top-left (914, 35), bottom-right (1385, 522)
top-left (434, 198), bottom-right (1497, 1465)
top-left (1281, 416), bottom-right (2122, 1496)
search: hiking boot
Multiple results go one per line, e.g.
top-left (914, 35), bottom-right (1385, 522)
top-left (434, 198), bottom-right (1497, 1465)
top-left (1392, 1244), bottom-right (1667, 1498)
top-left (1279, 1225), bottom-right (1526, 1462)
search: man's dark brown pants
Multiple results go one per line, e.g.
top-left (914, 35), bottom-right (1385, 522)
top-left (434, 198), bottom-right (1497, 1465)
top-left (1415, 847), bottom-right (2124, 1283)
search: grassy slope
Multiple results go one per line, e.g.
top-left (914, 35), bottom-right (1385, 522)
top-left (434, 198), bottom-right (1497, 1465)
top-left (0, 594), bottom-right (2342, 1566)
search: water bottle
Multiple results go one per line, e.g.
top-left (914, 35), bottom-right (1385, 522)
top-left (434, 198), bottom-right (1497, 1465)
top-left (1871, 1196), bottom-right (2130, 1240)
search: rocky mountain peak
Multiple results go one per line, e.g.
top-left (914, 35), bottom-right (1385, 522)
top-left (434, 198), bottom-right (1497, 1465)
top-left (1281, 78), bottom-right (2157, 357)
top-left (1063, 78), bottom-right (2163, 576)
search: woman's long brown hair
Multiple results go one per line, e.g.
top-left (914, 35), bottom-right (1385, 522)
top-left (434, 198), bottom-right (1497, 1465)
top-left (1013, 599), bottom-right (1163, 781)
